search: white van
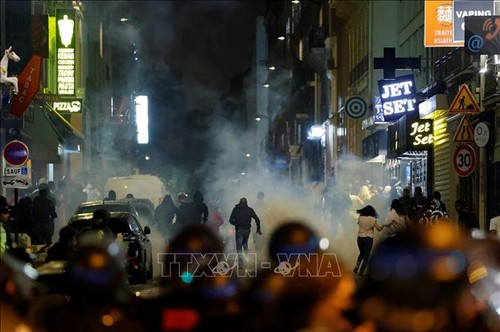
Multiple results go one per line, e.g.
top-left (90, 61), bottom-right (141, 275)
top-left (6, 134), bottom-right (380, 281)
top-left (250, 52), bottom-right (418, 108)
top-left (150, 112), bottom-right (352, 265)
top-left (105, 174), bottom-right (167, 207)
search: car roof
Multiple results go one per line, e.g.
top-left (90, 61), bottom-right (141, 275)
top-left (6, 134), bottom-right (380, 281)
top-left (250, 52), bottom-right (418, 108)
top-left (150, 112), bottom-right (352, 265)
top-left (77, 200), bottom-right (135, 207)
top-left (70, 210), bottom-right (132, 220)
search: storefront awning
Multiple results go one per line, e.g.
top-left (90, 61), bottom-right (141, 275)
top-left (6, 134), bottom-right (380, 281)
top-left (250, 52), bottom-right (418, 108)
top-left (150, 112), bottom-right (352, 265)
top-left (31, 99), bottom-right (84, 152)
top-left (21, 105), bottom-right (60, 163)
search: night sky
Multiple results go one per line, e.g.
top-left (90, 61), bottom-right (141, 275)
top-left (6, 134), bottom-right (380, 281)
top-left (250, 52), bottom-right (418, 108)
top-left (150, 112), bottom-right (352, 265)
top-left (127, 0), bottom-right (267, 111)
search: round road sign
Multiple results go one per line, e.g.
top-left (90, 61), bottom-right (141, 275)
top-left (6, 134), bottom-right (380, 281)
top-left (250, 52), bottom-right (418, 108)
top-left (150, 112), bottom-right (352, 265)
top-left (345, 96), bottom-right (367, 119)
top-left (3, 140), bottom-right (29, 166)
top-left (474, 122), bottom-right (489, 148)
top-left (453, 144), bottom-right (476, 177)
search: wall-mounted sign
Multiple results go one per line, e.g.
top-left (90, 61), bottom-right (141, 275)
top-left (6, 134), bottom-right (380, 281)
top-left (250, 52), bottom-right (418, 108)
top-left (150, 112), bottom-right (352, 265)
top-left (11, 55), bottom-right (42, 118)
top-left (52, 99), bottom-right (81, 113)
top-left (408, 119), bottom-right (434, 150)
top-left (345, 95), bottom-right (368, 119)
top-left (453, 0), bottom-right (494, 43)
top-left (56, 9), bottom-right (76, 96)
top-left (36, 94), bottom-right (82, 113)
top-left (453, 115), bottom-right (475, 143)
top-left (465, 16), bottom-right (500, 54)
top-left (474, 122), bottom-right (490, 147)
top-left (449, 84), bottom-right (480, 114)
top-left (453, 144), bottom-right (476, 177)
top-left (424, 0), bottom-right (463, 47)
top-left (378, 74), bottom-right (417, 122)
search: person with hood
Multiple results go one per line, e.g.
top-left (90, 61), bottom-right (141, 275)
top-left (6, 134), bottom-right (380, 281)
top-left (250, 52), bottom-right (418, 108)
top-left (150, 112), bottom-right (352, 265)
top-left (154, 194), bottom-right (177, 241)
top-left (229, 198), bottom-right (262, 255)
top-left (173, 192), bottom-right (195, 233)
top-left (192, 190), bottom-right (208, 225)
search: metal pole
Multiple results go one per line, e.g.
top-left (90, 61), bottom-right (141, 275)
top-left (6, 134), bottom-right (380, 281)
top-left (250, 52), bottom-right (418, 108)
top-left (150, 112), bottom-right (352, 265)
top-left (478, 55), bottom-right (486, 230)
top-left (1, 0), bottom-right (6, 198)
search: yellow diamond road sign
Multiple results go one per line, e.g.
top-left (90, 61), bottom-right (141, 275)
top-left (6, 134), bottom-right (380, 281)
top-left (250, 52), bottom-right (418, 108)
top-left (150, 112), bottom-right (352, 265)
top-left (453, 115), bottom-right (475, 143)
top-left (449, 84), bottom-right (480, 114)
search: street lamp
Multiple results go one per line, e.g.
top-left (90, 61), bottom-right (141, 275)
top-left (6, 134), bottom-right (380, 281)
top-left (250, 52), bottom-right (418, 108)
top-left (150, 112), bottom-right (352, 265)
top-left (255, 114), bottom-right (269, 121)
top-left (307, 125), bottom-right (324, 140)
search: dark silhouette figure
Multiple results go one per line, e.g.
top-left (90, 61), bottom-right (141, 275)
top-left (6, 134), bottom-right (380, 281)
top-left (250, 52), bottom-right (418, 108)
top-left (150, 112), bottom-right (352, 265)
top-left (32, 188), bottom-right (57, 245)
top-left (192, 190), bottom-right (208, 225)
top-left (154, 194), bottom-right (176, 240)
top-left (46, 226), bottom-right (78, 262)
top-left (41, 242), bottom-right (144, 332)
top-left (455, 199), bottom-right (479, 231)
top-left (430, 191), bottom-right (447, 213)
top-left (229, 198), bottom-right (261, 254)
top-left (173, 192), bottom-right (195, 233)
top-left (103, 190), bottom-right (116, 201)
top-left (15, 197), bottom-right (34, 236)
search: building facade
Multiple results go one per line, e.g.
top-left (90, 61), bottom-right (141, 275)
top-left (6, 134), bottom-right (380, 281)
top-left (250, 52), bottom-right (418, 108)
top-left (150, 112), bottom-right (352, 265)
top-left (255, 0), bottom-right (499, 229)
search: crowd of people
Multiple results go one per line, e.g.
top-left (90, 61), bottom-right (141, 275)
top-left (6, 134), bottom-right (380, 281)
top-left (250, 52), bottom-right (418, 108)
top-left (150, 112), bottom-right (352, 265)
top-left (1, 212), bottom-right (499, 331)
top-left (1, 175), bottom-right (499, 331)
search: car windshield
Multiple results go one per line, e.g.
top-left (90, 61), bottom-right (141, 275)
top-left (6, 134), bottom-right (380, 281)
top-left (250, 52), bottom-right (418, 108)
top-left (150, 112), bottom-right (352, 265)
top-left (133, 204), bottom-right (154, 219)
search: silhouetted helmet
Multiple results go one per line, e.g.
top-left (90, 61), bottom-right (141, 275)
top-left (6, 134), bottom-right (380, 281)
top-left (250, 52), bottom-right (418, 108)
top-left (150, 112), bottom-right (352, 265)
top-left (268, 221), bottom-right (320, 265)
top-left (356, 224), bottom-right (476, 331)
top-left (162, 225), bottom-right (225, 290)
top-left (65, 241), bottom-right (126, 304)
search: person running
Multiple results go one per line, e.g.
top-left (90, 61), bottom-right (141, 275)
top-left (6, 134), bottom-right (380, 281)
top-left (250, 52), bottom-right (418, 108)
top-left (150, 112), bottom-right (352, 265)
top-left (380, 199), bottom-right (409, 238)
top-left (229, 198), bottom-right (262, 255)
top-left (353, 205), bottom-right (383, 278)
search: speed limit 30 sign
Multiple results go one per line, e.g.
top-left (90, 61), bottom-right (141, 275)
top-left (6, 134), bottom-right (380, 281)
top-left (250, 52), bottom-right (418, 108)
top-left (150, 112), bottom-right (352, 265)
top-left (453, 144), bottom-right (476, 177)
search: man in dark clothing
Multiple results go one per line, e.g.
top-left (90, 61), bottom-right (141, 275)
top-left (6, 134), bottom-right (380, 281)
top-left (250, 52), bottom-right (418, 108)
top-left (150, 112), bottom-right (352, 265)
top-left (46, 226), bottom-right (78, 262)
top-left (154, 194), bottom-right (176, 240)
top-left (174, 192), bottom-right (196, 233)
top-left (229, 198), bottom-right (262, 254)
top-left (455, 199), bottom-right (479, 231)
top-left (192, 190), bottom-right (209, 225)
top-left (103, 190), bottom-right (117, 201)
top-left (32, 188), bottom-right (57, 245)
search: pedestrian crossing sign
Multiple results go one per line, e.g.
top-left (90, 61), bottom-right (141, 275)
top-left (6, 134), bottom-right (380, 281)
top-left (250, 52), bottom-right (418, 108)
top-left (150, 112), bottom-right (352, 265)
top-left (449, 84), bottom-right (480, 114)
top-left (453, 115), bottom-right (475, 143)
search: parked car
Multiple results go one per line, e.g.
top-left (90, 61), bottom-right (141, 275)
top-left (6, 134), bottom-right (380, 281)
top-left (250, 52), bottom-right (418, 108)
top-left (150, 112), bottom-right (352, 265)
top-left (119, 198), bottom-right (156, 227)
top-left (70, 200), bottom-right (140, 221)
top-left (68, 211), bottom-right (153, 284)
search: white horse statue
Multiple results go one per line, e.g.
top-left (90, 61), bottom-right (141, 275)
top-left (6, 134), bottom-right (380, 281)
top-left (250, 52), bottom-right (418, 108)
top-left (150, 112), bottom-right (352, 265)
top-left (0, 46), bottom-right (21, 95)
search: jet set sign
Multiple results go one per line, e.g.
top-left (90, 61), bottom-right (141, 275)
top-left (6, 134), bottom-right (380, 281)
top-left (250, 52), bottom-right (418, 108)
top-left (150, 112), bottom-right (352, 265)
top-left (378, 75), bottom-right (417, 122)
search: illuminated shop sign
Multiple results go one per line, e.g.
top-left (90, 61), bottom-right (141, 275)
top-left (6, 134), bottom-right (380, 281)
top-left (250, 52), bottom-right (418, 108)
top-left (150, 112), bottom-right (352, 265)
top-left (408, 119), bottom-right (433, 150)
top-left (378, 75), bottom-right (417, 122)
top-left (56, 9), bottom-right (75, 96)
top-left (36, 94), bottom-right (82, 113)
top-left (52, 99), bottom-right (82, 113)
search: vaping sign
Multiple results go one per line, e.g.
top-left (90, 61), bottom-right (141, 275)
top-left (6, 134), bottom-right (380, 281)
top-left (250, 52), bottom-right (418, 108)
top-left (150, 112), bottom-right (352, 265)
top-left (465, 16), bottom-right (500, 54)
